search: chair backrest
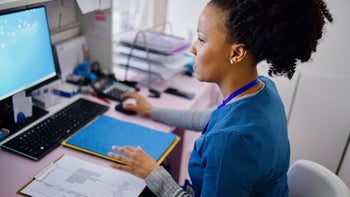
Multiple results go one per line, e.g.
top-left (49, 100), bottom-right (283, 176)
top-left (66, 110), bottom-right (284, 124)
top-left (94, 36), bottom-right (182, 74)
top-left (288, 159), bottom-right (350, 197)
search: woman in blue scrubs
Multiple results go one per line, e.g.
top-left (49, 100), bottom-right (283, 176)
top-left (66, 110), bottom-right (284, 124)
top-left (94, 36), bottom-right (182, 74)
top-left (108, 0), bottom-right (333, 196)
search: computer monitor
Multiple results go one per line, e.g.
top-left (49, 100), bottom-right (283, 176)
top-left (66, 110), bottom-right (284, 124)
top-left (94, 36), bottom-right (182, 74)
top-left (0, 6), bottom-right (60, 101)
top-left (0, 6), bottom-right (60, 141)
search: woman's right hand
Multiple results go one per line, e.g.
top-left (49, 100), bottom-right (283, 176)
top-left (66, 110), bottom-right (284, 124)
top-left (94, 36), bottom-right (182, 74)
top-left (121, 92), bottom-right (153, 117)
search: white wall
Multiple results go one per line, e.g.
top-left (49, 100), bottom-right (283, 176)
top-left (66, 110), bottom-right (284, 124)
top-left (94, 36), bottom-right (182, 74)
top-left (167, 0), bottom-right (208, 40)
top-left (167, 0), bottom-right (350, 187)
top-left (299, 0), bottom-right (350, 76)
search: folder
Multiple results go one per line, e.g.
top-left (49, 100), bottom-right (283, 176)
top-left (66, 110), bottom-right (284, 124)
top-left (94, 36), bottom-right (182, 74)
top-left (62, 115), bottom-right (180, 164)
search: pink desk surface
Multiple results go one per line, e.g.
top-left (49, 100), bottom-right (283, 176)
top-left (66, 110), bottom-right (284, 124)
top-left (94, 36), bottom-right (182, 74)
top-left (0, 74), bottom-right (217, 196)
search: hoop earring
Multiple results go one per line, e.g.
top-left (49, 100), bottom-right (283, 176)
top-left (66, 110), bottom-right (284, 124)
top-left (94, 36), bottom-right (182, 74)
top-left (230, 59), bottom-right (234, 64)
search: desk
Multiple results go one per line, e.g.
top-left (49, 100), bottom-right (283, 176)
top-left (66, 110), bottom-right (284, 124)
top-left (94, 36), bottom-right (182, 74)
top-left (0, 74), bottom-right (218, 197)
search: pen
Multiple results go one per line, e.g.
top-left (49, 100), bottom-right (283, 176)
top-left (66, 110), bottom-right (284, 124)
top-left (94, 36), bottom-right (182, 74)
top-left (91, 93), bottom-right (110, 104)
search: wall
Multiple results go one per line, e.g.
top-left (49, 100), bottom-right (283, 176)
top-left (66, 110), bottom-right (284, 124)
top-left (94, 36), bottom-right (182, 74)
top-left (298, 0), bottom-right (350, 77)
top-left (167, 0), bottom-right (208, 40)
top-left (167, 0), bottom-right (350, 187)
top-left (112, 0), bottom-right (169, 34)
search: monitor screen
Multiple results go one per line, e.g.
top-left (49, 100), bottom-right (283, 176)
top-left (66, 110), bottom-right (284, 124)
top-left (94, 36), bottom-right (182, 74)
top-left (0, 6), bottom-right (59, 101)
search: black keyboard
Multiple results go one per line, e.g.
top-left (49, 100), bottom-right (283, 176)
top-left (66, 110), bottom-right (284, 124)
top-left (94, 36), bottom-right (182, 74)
top-left (1, 98), bottom-right (109, 160)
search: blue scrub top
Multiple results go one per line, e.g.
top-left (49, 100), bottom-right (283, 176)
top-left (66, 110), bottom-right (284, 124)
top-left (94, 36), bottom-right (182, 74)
top-left (188, 76), bottom-right (290, 197)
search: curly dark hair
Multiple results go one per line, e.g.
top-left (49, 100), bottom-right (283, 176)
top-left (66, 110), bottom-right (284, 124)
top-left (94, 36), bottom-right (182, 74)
top-left (209, 0), bottom-right (333, 79)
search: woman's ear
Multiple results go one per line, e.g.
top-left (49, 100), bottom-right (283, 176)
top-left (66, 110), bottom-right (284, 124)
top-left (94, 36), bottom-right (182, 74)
top-left (230, 43), bottom-right (247, 64)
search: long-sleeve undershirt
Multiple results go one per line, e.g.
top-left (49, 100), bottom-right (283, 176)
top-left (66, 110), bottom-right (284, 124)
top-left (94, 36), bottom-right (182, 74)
top-left (150, 108), bottom-right (214, 132)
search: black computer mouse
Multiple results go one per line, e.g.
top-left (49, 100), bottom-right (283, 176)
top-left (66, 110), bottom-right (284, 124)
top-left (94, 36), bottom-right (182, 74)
top-left (115, 103), bottom-right (137, 115)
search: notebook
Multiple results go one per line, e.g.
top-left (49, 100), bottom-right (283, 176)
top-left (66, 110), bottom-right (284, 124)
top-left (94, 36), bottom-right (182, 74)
top-left (62, 115), bottom-right (180, 164)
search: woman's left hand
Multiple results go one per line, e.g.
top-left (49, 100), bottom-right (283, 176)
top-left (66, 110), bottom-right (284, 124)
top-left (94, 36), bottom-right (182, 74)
top-left (108, 145), bottom-right (159, 179)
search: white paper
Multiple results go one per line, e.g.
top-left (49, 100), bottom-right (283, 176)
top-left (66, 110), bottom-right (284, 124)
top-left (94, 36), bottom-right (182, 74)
top-left (12, 91), bottom-right (32, 123)
top-left (100, 0), bottom-right (111, 10)
top-left (76, 0), bottom-right (100, 14)
top-left (21, 154), bottom-right (146, 197)
top-left (54, 83), bottom-right (80, 94)
top-left (114, 53), bottom-right (190, 80)
top-left (115, 45), bottom-right (186, 64)
top-left (54, 35), bottom-right (87, 80)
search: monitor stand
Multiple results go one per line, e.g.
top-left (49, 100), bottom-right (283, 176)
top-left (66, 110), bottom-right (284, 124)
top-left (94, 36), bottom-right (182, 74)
top-left (0, 102), bottom-right (48, 142)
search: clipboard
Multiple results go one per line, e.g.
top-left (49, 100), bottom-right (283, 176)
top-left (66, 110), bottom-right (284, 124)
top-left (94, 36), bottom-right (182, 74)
top-left (17, 154), bottom-right (146, 196)
top-left (17, 154), bottom-right (65, 196)
top-left (62, 115), bottom-right (180, 164)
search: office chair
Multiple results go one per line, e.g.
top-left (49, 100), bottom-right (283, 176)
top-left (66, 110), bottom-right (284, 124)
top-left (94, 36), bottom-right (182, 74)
top-left (287, 159), bottom-right (350, 197)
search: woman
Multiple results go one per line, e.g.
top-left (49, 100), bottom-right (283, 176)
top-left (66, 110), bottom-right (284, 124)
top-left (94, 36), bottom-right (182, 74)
top-left (108, 0), bottom-right (333, 196)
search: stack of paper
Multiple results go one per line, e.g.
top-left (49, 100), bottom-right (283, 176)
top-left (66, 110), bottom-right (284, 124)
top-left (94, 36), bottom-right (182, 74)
top-left (114, 30), bottom-right (193, 80)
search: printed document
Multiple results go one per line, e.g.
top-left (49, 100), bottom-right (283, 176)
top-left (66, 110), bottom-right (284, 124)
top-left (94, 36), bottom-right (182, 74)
top-left (19, 154), bottom-right (146, 197)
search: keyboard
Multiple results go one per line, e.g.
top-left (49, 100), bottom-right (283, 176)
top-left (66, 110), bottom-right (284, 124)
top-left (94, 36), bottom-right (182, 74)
top-left (1, 98), bottom-right (109, 160)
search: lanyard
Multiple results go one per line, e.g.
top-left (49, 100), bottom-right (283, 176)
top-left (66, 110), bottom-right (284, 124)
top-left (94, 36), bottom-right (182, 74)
top-left (202, 78), bottom-right (259, 135)
top-left (217, 78), bottom-right (259, 109)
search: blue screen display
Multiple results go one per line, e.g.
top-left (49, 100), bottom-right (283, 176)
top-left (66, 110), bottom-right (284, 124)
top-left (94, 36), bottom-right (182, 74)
top-left (0, 6), bottom-right (57, 100)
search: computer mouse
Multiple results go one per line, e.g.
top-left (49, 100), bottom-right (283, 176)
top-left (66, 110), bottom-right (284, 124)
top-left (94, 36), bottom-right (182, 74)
top-left (115, 103), bottom-right (137, 115)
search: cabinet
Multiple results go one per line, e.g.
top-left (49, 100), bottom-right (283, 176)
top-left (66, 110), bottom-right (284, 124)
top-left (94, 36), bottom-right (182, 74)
top-left (287, 71), bottom-right (350, 174)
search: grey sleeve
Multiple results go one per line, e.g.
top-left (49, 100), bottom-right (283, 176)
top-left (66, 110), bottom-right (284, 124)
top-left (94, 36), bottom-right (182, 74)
top-left (145, 166), bottom-right (194, 197)
top-left (150, 108), bottom-right (214, 131)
